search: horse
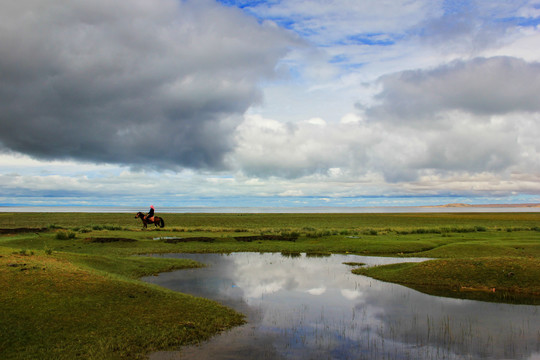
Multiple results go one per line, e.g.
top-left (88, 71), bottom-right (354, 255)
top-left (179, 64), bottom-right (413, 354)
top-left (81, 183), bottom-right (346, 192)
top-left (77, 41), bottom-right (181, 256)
top-left (135, 211), bottom-right (165, 229)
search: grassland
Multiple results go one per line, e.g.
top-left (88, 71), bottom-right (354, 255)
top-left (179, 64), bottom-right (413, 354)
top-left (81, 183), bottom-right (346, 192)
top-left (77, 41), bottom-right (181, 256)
top-left (1, 211), bottom-right (540, 359)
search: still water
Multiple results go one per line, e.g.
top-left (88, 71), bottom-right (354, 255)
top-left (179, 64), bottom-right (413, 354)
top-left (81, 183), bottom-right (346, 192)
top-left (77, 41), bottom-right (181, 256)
top-left (143, 253), bottom-right (540, 360)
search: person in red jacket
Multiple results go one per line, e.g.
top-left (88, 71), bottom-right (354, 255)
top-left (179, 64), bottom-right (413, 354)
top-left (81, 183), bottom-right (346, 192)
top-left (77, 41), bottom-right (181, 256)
top-left (145, 205), bottom-right (155, 222)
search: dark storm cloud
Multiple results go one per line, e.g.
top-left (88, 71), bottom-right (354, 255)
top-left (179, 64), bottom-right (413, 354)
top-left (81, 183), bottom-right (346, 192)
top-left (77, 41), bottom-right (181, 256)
top-left (364, 57), bottom-right (540, 123)
top-left (0, 0), bottom-right (294, 169)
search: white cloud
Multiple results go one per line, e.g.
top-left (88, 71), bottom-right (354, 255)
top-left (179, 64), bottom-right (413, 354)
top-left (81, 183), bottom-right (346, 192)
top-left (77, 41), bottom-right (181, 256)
top-left (341, 289), bottom-right (362, 300)
top-left (340, 113), bottom-right (364, 124)
top-left (307, 286), bottom-right (327, 296)
top-left (229, 114), bottom-right (377, 178)
top-left (234, 100), bottom-right (540, 185)
top-left (280, 189), bottom-right (304, 197)
top-left (366, 57), bottom-right (540, 122)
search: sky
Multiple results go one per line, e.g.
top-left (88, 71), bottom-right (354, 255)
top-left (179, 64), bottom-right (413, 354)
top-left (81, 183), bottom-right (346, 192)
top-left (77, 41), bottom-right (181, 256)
top-left (1, 0), bottom-right (540, 208)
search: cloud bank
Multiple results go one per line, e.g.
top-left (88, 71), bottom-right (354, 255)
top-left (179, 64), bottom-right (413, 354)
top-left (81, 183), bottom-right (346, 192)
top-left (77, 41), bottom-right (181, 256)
top-left (233, 56), bottom-right (540, 185)
top-left (0, 0), bottom-right (295, 170)
top-left (367, 57), bottom-right (540, 120)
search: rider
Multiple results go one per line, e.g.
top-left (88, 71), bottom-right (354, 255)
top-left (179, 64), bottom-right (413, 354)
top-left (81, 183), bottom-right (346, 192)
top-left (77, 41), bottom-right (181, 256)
top-left (145, 205), bottom-right (155, 222)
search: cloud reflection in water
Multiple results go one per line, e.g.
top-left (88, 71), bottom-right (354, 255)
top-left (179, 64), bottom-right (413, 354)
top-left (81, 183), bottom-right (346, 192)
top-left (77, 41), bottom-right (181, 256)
top-left (144, 253), bottom-right (540, 360)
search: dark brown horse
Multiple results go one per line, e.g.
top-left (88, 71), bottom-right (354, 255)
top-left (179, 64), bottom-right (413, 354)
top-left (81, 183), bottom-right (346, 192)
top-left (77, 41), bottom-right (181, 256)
top-left (135, 211), bottom-right (165, 228)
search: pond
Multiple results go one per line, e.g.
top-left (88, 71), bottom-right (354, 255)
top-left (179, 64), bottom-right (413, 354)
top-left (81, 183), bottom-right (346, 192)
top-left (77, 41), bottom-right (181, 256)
top-left (143, 253), bottom-right (540, 360)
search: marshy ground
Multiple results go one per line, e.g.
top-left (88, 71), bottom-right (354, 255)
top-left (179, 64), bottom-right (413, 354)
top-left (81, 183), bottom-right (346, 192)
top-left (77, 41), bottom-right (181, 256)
top-left (1, 212), bottom-right (539, 359)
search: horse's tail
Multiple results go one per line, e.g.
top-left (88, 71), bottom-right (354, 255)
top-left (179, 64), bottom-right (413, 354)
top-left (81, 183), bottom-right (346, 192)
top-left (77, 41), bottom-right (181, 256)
top-left (159, 218), bottom-right (165, 228)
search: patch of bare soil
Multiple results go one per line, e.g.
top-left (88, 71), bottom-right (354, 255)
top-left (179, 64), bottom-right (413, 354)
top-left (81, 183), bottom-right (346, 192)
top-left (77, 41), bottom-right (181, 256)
top-left (161, 237), bottom-right (215, 243)
top-left (234, 234), bottom-right (298, 242)
top-left (0, 228), bottom-right (47, 234)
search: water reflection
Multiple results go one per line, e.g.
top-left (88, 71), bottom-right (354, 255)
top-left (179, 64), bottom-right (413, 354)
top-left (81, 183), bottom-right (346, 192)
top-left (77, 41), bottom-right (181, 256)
top-left (143, 253), bottom-right (540, 360)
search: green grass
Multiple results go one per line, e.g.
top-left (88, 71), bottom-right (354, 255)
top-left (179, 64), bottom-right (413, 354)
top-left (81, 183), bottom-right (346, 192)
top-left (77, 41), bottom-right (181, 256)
top-left (1, 211), bottom-right (540, 358)
top-left (353, 257), bottom-right (540, 304)
top-left (2, 212), bottom-right (540, 233)
top-left (0, 247), bottom-right (244, 360)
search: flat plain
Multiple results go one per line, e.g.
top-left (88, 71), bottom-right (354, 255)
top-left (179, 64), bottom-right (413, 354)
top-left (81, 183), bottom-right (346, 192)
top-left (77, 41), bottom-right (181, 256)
top-left (1, 212), bottom-right (539, 359)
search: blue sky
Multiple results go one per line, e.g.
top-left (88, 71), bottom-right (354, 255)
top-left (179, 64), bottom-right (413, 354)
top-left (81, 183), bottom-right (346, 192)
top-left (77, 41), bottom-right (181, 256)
top-left (1, 0), bottom-right (540, 208)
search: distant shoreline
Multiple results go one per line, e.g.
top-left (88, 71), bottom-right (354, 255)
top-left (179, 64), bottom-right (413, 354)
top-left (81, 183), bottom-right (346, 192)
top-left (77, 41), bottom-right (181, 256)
top-left (426, 203), bottom-right (540, 208)
top-left (1, 204), bottom-right (540, 213)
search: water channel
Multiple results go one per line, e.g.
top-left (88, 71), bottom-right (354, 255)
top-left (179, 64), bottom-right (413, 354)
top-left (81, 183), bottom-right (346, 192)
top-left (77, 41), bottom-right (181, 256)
top-left (143, 253), bottom-right (540, 360)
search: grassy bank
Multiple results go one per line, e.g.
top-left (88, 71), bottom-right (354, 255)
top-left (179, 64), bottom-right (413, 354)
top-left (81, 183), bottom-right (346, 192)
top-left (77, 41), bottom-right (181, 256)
top-left (1, 212), bottom-right (540, 358)
top-left (0, 247), bottom-right (244, 359)
top-left (353, 257), bottom-right (540, 304)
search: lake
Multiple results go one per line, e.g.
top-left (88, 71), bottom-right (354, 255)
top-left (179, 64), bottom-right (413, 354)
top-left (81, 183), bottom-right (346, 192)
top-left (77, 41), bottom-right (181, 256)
top-left (143, 253), bottom-right (540, 360)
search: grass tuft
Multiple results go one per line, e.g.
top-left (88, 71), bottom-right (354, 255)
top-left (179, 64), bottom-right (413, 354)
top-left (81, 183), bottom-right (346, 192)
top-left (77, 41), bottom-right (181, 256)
top-left (55, 230), bottom-right (77, 240)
